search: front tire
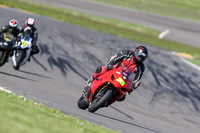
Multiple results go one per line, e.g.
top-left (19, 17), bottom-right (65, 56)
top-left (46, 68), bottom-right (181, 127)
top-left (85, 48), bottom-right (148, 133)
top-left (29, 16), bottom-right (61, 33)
top-left (13, 65), bottom-right (20, 70)
top-left (88, 90), bottom-right (113, 113)
top-left (13, 50), bottom-right (25, 70)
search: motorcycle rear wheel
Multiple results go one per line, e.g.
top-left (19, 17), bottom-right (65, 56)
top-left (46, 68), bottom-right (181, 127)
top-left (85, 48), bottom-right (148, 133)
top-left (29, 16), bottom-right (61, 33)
top-left (77, 96), bottom-right (89, 110)
top-left (88, 90), bottom-right (112, 113)
top-left (0, 50), bottom-right (4, 66)
top-left (0, 50), bottom-right (9, 66)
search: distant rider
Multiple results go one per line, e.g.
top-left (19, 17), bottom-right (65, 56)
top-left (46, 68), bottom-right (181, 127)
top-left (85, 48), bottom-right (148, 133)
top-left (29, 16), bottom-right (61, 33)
top-left (85, 45), bottom-right (149, 101)
top-left (0, 19), bottom-right (20, 40)
top-left (20, 18), bottom-right (39, 61)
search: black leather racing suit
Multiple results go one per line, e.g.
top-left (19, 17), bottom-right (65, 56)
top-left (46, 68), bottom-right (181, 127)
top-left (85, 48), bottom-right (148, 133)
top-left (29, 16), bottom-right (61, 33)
top-left (95, 50), bottom-right (145, 91)
top-left (0, 25), bottom-right (20, 40)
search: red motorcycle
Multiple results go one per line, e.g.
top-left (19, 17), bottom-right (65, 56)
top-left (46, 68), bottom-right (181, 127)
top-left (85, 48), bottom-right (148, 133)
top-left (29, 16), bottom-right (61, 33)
top-left (77, 64), bottom-right (134, 113)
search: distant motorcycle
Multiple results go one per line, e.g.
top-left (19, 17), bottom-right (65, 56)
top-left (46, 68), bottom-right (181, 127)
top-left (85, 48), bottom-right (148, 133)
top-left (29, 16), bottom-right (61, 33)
top-left (0, 33), bottom-right (16, 67)
top-left (78, 64), bottom-right (134, 113)
top-left (11, 30), bottom-right (32, 70)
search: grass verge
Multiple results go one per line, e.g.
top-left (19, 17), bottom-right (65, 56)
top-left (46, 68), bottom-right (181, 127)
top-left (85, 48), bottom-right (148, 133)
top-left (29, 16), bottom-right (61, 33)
top-left (0, 0), bottom-right (200, 66)
top-left (0, 89), bottom-right (118, 133)
top-left (86, 0), bottom-right (200, 21)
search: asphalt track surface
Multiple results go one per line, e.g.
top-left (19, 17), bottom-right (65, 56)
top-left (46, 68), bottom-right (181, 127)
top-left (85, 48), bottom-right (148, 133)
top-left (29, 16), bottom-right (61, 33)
top-left (0, 6), bottom-right (200, 133)
top-left (29, 0), bottom-right (200, 48)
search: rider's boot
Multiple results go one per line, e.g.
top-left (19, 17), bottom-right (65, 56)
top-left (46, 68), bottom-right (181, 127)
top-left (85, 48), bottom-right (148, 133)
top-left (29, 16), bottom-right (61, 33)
top-left (84, 66), bottom-right (108, 93)
top-left (28, 51), bottom-right (34, 62)
top-left (28, 56), bottom-right (31, 62)
top-left (86, 75), bottom-right (94, 85)
top-left (84, 75), bottom-right (94, 93)
top-left (28, 45), bottom-right (40, 62)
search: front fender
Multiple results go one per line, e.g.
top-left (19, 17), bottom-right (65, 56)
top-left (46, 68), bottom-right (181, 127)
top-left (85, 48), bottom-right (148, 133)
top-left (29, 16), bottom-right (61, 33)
top-left (12, 50), bottom-right (26, 67)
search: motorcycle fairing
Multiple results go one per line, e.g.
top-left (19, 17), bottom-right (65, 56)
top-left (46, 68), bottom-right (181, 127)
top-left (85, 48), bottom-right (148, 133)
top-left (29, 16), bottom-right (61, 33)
top-left (88, 67), bottom-right (133, 102)
top-left (19, 35), bottom-right (32, 49)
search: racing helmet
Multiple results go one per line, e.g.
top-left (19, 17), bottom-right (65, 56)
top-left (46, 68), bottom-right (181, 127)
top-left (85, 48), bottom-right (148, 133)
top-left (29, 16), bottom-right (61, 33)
top-left (134, 45), bottom-right (148, 62)
top-left (8, 19), bottom-right (18, 29)
top-left (25, 18), bottom-right (35, 28)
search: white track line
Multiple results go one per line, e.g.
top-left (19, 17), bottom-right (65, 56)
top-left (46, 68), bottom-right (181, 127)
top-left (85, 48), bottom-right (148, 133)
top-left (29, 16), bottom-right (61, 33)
top-left (181, 58), bottom-right (200, 72)
top-left (158, 29), bottom-right (170, 39)
top-left (0, 87), bottom-right (12, 93)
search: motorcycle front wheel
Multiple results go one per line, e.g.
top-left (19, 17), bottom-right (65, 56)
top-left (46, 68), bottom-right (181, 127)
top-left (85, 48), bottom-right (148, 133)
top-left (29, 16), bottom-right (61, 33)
top-left (13, 50), bottom-right (25, 70)
top-left (88, 90), bottom-right (112, 113)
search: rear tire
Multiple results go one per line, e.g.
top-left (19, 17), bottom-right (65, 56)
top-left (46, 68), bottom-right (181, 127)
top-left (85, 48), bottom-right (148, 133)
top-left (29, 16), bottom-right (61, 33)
top-left (0, 50), bottom-right (9, 67)
top-left (0, 50), bottom-right (4, 66)
top-left (88, 90), bottom-right (112, 113)
top-left (77, 96), bottom-right (89, 110)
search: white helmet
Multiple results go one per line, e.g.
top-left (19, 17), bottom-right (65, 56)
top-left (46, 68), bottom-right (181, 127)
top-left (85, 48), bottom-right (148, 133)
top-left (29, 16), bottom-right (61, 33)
top-left (9, 19), bottom-right (18, 29)
top-left (25, 18), bottom-right (35, 28)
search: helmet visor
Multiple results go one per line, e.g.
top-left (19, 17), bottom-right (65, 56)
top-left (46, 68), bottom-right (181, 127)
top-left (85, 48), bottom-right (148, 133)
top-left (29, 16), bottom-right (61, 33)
top-left (138, 54), bottom-right (146, 62)
top-left (135, 49), bottom-right (147, 62)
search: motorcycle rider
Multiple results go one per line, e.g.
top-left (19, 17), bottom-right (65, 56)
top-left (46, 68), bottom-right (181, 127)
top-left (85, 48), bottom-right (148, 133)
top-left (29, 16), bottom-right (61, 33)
top-left (20, 18), bottom-right (39, 61)
top-left (0, 19), bottom-right (20, 40)
top-left (0, 19), bottom-right (21, 61)
top-left (85, 45), bottom-right (148, 101)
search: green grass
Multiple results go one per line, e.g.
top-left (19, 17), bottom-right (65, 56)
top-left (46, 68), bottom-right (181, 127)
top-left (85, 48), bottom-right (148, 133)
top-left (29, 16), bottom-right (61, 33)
top-left (189, 59), bottom-right (200, 66)
top-left (86, 0), bottom-right (200, 21)
top-left (0, 90), bottom-right (118, 133)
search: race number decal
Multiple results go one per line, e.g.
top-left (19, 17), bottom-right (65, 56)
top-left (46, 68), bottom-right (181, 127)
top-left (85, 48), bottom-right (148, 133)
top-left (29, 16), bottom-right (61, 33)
top-left (21, 41), bottom-right (28, 48)
top-left (116, 78), bottom-right (125, 86)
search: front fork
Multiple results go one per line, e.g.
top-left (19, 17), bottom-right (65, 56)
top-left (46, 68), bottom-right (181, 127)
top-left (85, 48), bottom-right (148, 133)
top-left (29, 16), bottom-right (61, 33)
top-left (84, 82), bottom-right (111, 104)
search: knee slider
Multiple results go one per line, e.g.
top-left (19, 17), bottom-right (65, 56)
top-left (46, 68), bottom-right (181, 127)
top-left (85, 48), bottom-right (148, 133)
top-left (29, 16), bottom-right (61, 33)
top-left (95, 66), bottom-right (102, 74)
